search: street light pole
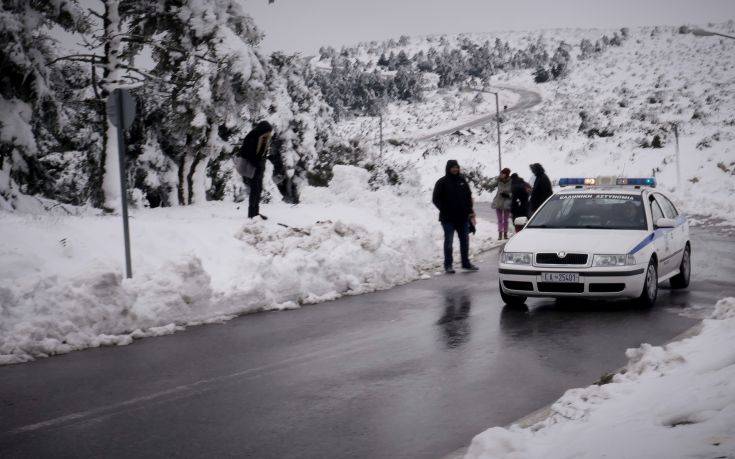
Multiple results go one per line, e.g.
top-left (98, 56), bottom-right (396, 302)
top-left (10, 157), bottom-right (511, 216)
top-left (673, 123), bottom-right (681, 190)
top-left (379, 111), bottom-right (383, 158)
top-left (486, 90), bottom-right (502, 171)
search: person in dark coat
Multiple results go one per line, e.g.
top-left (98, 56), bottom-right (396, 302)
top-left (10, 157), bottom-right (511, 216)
top-left (235, 121), bottom-right (274, 219)
top-left (510, 173), bottom-right (531, 233)
top-left (432, 160), bottom-right (479, 274)
top-left (529, 163), bottom-right (553, 213)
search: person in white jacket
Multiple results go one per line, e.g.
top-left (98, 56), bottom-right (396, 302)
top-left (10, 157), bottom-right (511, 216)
top-left (491, 167), bottom-right (512, 239)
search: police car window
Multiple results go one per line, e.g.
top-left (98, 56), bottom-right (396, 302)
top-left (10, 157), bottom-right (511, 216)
top-left (527, 194), bottom-right (646, 230)
top-left (655, 194), bottom-right (678, 219)
top-left (650, 198), bottom-right (665, 223)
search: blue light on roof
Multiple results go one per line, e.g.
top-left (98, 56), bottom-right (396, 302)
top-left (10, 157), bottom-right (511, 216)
top-left (616, 178), bottom-right (656, 187)
top-left (558, 178), bottom-right (586, 186)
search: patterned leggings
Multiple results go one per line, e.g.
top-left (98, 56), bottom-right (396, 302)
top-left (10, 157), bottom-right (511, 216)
top-left (496, 208), bottom-right (510, 232)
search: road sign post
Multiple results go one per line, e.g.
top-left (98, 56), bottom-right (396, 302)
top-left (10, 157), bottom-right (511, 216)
top-left (106, 88), bottom-right (136, 279)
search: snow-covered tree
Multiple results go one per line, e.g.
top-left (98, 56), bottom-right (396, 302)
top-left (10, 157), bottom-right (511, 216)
top-left (550, 41), bottom-right (572, 79)
top-left (578, 38), bottom-right (595, 60)
top-left (137, 0), bottom-right (267, 206)
top-left (0, 0), bottom-right (89, 209)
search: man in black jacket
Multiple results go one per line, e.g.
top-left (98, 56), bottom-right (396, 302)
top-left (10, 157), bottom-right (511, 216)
top-left (235, 121), bottom-right (273, 219)
top-left (529, 163), bottom-right (553, 213)
top-left (432, 160), bottom-right (479, 274)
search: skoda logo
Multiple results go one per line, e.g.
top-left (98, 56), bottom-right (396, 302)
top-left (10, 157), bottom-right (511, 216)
top-left (557, 251), bottom-right (567, 258)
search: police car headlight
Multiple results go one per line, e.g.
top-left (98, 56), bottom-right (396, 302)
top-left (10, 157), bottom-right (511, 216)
top-left (592, 254), bottom-right (636, 267)
top-left (501, 252), bottom-right (532, 265)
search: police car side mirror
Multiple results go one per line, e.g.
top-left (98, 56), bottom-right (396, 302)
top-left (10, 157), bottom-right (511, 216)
top-left (655, 218), bottom-right (676, 229)
top-left (514, 217), bottom-right (528, 226)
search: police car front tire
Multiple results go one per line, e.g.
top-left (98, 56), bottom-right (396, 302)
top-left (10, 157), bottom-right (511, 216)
top-left (636, 259), bottom-right (658, 307)
top-left (499, 280), bottom-right (527, 307)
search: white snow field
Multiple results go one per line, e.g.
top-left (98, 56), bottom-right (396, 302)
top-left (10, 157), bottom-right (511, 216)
top-left (465, 297), bottom-right (735, 459)
top-left (0, 166), bottom-right (499, 364)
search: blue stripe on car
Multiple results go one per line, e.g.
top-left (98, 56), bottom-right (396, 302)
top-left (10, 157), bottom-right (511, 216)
top-left (627, 215), bottom-right (687, 255)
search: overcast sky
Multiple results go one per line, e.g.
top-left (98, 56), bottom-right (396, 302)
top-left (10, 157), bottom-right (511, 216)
top-left (247, 0), bottom-right (735, 54)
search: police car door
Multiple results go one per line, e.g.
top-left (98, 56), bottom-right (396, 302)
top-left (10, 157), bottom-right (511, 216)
top-left (655, 193), bottom-right (685, 269)
top-left (649, 195), bottom-right (674, 276)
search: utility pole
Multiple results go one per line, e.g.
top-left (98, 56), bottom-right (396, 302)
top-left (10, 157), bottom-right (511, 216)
top-left (485, 90), bottom-right (502, 171)
top-left (379, 111), bottom-right (384, 158)
top-left (673, 123), bottom-right (681, 190)
top-left (494, 91), bottom-right (502, 171)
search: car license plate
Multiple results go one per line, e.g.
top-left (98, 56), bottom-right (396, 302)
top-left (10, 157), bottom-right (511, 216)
top-left (539, 272), bottom-right (580, 283)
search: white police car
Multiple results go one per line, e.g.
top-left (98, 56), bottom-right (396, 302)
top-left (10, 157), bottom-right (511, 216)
top-left (499, 177), bottom-right (690, 307)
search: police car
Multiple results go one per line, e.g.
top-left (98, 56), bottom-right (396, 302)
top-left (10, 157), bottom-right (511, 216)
top-left (499, 177), bottom-right (690, 307)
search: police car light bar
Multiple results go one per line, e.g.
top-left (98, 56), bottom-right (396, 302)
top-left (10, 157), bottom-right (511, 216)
top-left (558, 178), bottom-right (596, 186)
top-left (558, 177), bottom-right (657, 188)
top-left (615, 177), bottom-right (656, 187)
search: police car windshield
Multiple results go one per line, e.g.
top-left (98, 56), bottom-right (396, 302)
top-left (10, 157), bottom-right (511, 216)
top-left (528, 193), bottom-right (646, 230)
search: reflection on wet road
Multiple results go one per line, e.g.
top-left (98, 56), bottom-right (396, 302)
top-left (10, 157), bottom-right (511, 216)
top-left (437, 289), bottom-right (473, 348)
top-left (1, 226), bottom-right (734, 459)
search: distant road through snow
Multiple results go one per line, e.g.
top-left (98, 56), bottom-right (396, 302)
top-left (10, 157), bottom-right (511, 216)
top-left (412, 85), bottom-right (542, 142)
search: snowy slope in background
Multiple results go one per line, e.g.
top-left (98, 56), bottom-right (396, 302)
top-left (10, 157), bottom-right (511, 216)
top-left (466, 297), bottom-right (735, 459)
top-left (342, 23), bottom-right (735, 223)
top-left (0, 166), bottom-right (498, 365)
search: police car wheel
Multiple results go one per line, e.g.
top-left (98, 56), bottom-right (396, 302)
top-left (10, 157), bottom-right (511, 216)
top-left (669, 245), bottom-right (691, 289)
top-left (635, 260), bottom-right (658, 308)
top-left (499, 280), bottom-right (527, 307)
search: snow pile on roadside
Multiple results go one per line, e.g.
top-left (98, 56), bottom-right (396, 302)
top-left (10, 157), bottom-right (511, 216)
top-left (0, 166), bottom-right (498, 365)
top-left (466, 297), bottom-right (735, 459)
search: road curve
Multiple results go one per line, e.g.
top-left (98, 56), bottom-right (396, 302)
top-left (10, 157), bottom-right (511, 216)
top-left (413, 85), bottom-right (542, 142)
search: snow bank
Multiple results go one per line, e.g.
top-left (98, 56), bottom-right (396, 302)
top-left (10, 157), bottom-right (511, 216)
top-left (466, 297), bottom-right (735, 459)
top-left (0, 166), bottom-right (498, 365)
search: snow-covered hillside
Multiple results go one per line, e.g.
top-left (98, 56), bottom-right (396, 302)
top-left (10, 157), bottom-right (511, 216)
top-left (338, 24), bottom-right (735, 222)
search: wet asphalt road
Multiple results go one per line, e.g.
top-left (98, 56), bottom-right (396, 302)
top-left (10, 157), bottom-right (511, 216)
top-left (1, 220), bottom-right (734, 459)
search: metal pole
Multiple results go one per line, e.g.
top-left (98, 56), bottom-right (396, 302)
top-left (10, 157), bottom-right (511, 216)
top-left (115, 89), bottom-right (133, 279)
top-left (494, 92), bottom-right (502, 171)
top-left (673, 123), bottom-right (681, 190)
top-left (379, 113), bottom-right (384, 157)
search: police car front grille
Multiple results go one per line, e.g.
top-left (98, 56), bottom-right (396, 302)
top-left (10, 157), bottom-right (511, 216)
top-left (536, 253), bottom-right (588, 265)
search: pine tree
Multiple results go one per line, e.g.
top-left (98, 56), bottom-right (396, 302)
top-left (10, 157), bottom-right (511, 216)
top-left (550, 42), bottom-right (571, 79)
top-left (578, 38), bottom-right (595, 60)
top-left (0, 0), bottom-right (89, 209)
top-left (396, 50), bottom-right (411, 68)
top-left (141, 0), bottom-right (268, 206)
top-left (377, 52), bottom-right (389, 67)
top-left (533, 66), bottom-right (551, 83)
